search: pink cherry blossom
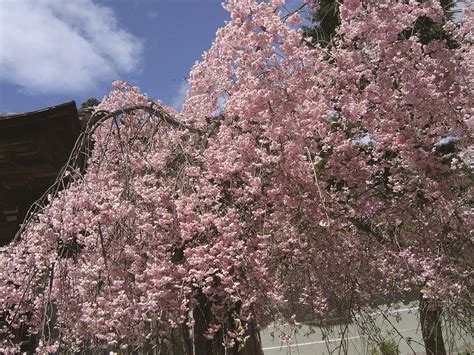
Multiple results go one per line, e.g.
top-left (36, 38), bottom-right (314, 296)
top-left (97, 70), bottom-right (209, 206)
top-left (0, 0), bottom-right (471, 353)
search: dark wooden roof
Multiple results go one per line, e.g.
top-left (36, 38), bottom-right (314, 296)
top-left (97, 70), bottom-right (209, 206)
top-left (0, 101), bottom-right (81, 183)
top-left (0, 101), bottom-right (81, 245)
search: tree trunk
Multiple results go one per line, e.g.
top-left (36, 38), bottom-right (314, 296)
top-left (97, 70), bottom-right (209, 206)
top-left (192, 290), bottom-right (264, 355)
top-left (419, 295), bottom-right (446, 355)
top-left (180, 323), bottom-right (194, 355)
top-left (193, 290), bottom-right (220, 355)
top-left (238, 321), bottom-right (264, 355)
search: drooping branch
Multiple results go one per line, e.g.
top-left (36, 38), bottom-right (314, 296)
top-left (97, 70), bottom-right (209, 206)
top-left (14, 103), bottom-right (203, 243)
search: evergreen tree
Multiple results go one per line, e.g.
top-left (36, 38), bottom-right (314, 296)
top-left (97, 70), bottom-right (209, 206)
top-left (303, 0), bottom-right (340, 47)
top-left (80, 97), bottom-right (100, 109)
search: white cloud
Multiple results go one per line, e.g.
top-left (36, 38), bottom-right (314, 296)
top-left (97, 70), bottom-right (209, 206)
top-left (171, 81), bottom-right (190, 111)
top-left (147, 11), bottom-right (159, 19)
top-left (0, 0), bottom-right (143, 94)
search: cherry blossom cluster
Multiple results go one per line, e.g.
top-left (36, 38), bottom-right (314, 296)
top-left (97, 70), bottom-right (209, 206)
top-left (0, 0), bottom-right (471, 353)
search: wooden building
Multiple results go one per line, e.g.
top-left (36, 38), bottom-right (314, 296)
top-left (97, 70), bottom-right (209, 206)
top-left (0, 101), bottom-right (82, 245)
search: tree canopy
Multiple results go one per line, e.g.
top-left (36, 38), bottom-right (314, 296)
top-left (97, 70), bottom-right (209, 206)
top-left (0, 1), bottom-right (472, 354)
top-left (80, 98), bottom-right (100, 109)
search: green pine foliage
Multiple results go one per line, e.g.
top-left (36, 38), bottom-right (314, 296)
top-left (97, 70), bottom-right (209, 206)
top-left (303, 0), bottom-right (340, 47)
top-left (80, 97), bottom-right (100, 109)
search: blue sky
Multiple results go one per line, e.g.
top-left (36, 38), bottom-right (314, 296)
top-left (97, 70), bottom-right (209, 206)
top-left (0, 0), bottom-right (230, 113)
